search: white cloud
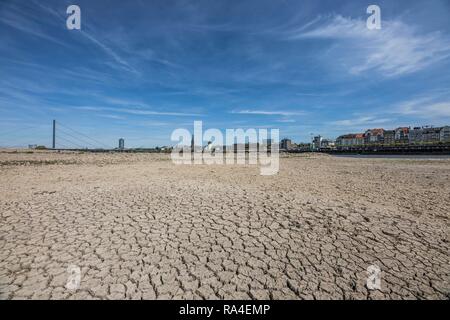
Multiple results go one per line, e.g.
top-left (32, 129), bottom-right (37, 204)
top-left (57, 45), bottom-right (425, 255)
top-left (276, 119), bottom-right (296, 123)
top-left (97, 114), bottom-right (125, 120)
top-left (331, 116), bottom-right (392, 126)
top-left (395, 98), bottom-right (450, 118)
top-left (121, 109), bottom-right (200, 116)
top-left (75, 106), bottom-right (199, 117)
top-left (231, 109), bottom-right (306, 116)
top-left (286, 15), bottom-right (450, 77)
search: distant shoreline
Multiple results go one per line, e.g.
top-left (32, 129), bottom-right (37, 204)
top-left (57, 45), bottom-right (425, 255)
top-left (331, 154), bottom-right (450, 160)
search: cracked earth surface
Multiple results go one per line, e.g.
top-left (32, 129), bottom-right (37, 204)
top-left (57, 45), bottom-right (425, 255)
top-left (0, 151), bottom-right (449, 299)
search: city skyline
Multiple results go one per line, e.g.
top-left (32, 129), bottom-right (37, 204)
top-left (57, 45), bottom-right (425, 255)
top-left (1, 0), bottom-right (450, 148)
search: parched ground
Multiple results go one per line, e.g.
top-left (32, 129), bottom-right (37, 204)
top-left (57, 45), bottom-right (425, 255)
top-left (0, 151), bottom-right (449, 300)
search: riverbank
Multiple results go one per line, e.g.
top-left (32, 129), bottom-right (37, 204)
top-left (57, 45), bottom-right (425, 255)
top-left (1, 152), bottom-right (449, 299)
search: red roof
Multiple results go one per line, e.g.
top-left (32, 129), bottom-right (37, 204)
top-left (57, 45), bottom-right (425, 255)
top-left (369, 128), bottom-right (384, 135)
top-left (396, 127), bottom-right (409, 134)
top-left (338, 133), bottom-right (364, 139)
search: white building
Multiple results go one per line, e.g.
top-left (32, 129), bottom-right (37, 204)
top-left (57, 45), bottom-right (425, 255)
top-left (422, 127), bottom-right (441, 143)
top-left (394, 127), bottom-right (410, 143)
top-left (336, 134), bottom-right (364, 147)
top-left (312, 135), bottom-right (322, 150)
top-left (409, 127), bottom-right (423, 144)
top-left (440, 126), bottom-right (450, 142)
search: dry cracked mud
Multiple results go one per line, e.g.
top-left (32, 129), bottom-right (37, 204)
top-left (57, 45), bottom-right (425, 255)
top-left (0, 151), bottom-right (449, 299)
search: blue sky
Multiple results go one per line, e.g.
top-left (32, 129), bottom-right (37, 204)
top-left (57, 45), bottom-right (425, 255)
top-left (1, 0), bottom-right (450, 148)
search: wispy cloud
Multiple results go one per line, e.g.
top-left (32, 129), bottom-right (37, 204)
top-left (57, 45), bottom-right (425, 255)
top-left (331, 116), bottom-right (392, 127)
top-left (231, 109), bottom-right (306, 116)
top-left (97, 114), bottom-right (126, 120)
top-left (276, 119), bottom-right (296, 123)
top-left (285, 15), bottom-right (450, 77)
top-left (80, 30), bottom-right (138, 74)
top-left (395, 98), bottom-right (450, 119)
top-left (75, 106), bottom-right (200, 117)
top-left (30, 0), bottom-right (138, 74)
top-left (333, 94), bottom-right (450, 128)
top-left (0, 3), bottom-right (68, 47)
top-left (120, 109), bottom-right (200, 116)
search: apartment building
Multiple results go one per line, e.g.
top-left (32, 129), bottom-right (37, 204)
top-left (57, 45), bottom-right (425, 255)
top-left (364, 129), bottom-right (384, 144)
top-left (422, 127), bottom-right (441, 143)
top-left (409, 127), bottom-right (423, 144)
top-left (440, 126), bottom-right (450, 142)
top-left (395, 127), bottom-right (410, 143)
top-left (384, 130), bottom-right (395, 145)
top-left (280, 138), bottom-right (292, 150)
top-left (336, 133), bottom-right (364, 147)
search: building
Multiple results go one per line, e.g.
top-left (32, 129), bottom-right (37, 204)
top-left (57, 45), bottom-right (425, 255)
top-left (280, 138), bottom-right (292, 150)
top-left (383, 130), bottom-right (395, 145)
top-left (440, 126), bottom-right (450, 142)
top-left (312, 135), bottom-right (322, 150)
top-left (354, 133), bottom-right (365, 145)
top-left (408, 126), bottom-right (442, 144)
top-left (422, 127), bottom-right (441, 143)
top-left (296, 143), bottom-right (311, 151)
top-left (335, 124), bottom-right (449, 147)
top-left (321, 139), bottom-right (335, 149)
top-left (364, 129), bottom-right (384, 144)
top-left (336, 135), bottom-right (347, 147)
top-left (409, 127), bottom-right (423, 144)
top-left (336, 133), bottom-right (364, 147)
top-left (395, 127), bottom-right (410, 143)
top-left (118, 138), bottom-right (125, 150)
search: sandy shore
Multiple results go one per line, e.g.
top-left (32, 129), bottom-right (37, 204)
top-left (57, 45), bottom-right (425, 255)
top-left (0, 150), bottom-right (449, 299)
